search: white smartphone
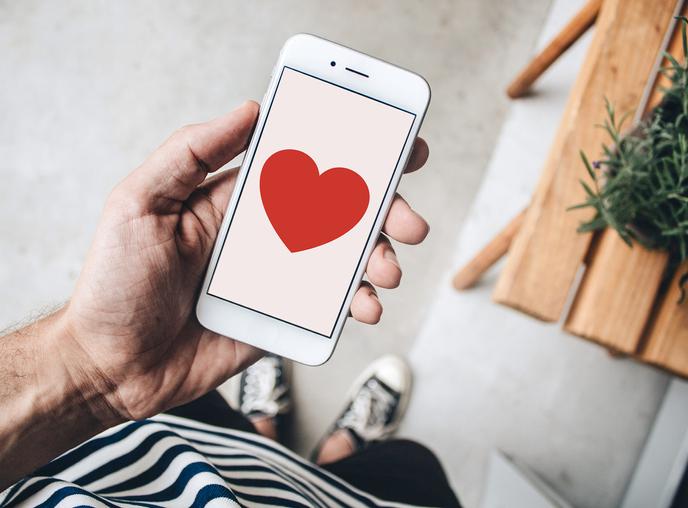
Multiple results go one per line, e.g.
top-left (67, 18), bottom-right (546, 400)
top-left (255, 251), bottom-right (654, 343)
top-left (196, 34), bottom-right (430, 365)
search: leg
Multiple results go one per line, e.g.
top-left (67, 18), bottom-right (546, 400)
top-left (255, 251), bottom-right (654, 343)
top-left (312, 355), bottom-right (412, 464)
top-left (322, 439), bottom-right (461, 508)
top-left (312, 356), bottom-right (460, 505)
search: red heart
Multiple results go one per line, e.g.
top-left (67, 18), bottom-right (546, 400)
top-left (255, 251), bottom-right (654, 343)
top-left (260, 149), bottom-right (370, 252)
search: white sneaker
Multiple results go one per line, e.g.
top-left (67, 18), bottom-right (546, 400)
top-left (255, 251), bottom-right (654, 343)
top-left (237, 355), bottom-right (291, 421)
top-left (313, 355), bottom-right (412, 456)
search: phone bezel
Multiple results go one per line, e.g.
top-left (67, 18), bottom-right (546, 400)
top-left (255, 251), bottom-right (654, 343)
top-left (196, 34), bottom-right (430, 365)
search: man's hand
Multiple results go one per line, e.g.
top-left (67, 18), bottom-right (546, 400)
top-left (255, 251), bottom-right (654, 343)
top-left (63, 99), bottom-right (429, 422)
top-left (0, 101), bottom-right (429, 488)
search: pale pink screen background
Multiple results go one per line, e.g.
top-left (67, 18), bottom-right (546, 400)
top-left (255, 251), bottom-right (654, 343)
top-left (208, 67), bottom-right (415, 336)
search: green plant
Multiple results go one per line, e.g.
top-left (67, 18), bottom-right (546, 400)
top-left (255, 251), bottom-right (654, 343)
top-left (571, 17), bottom-right (688, 301)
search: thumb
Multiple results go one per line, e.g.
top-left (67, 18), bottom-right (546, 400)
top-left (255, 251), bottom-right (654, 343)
top-left (122, 101), bottom-right (259, 212)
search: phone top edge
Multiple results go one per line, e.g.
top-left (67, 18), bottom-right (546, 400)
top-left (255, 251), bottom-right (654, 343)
top-left (281, 33), bottom-right (431, 104)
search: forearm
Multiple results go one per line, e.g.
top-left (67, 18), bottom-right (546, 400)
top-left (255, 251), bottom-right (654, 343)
top-left (0, 309), bottom-right (122, 490)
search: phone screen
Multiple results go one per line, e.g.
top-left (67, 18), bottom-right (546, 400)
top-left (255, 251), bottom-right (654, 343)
top-left (207, 66), bottom-right (416, 337)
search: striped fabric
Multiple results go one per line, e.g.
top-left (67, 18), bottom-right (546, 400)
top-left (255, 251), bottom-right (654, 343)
top-left (0, 414), bottom-right (417, 508)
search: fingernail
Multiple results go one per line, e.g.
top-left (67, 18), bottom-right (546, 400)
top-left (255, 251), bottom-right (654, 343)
top-left (384, 247), bottom-right (400, 268)
top-left (369, 290), bottom-right (379, 301)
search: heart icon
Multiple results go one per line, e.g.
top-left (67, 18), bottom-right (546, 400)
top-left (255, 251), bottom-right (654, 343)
top-left (260, 149), bottom-right (370, 252)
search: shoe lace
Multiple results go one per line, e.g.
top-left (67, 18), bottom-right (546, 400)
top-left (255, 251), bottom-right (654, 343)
top-left (338, 378), bottom-right (395, 439)
top-left (241, 356), bottom-right (287, 415)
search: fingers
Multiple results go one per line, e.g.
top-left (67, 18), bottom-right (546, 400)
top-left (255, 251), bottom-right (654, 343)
top-left (121, 101), bottom-right (259, 212)
top-left (350, 281), bottom-right (382, 324)
top-left (350, 138), bottom-right (427, 324)
top-left (383, 194), bottom-right (429, 244)
top-left (405, 137), bottom-right (429, 174)
top-left (365, 236), bottom-right (401, 289)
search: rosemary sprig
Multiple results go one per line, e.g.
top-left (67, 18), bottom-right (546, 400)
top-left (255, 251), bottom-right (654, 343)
top-left (571, 17), bottom-right (688, 302)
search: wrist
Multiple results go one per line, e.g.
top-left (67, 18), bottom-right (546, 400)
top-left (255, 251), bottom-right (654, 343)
top-left (48, 308), bottom-right (126, 429)
top-left (0, 309), bottom-right (122, 489)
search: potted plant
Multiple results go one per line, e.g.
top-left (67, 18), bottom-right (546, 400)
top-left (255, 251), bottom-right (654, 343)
top-left (573, 17), bottom-right (688, 301)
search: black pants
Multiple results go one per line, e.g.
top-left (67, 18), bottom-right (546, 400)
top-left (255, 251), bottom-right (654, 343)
top-left (168, 391), bottom-right (461, 507)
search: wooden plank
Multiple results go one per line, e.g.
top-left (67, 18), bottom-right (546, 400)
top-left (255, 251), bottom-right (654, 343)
top-left (507, 0), bottom-right (602, 98)
top-left (564, 231), bottom-right (669, 353)
top-left (641, 262), bottom-right (688, 377)
top-left (563, 3), bottom-right (686, 352)
top-left (493, 0), bottom-right (679, 321)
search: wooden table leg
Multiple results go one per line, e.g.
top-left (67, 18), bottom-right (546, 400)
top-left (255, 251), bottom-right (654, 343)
top-left (507, 0), bottom-right (602, 99)
top-left (453, 209), bottom-right (526, 290)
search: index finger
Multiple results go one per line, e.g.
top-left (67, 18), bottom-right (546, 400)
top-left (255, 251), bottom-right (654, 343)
top-left (404, 137), bottom-right (429, 174)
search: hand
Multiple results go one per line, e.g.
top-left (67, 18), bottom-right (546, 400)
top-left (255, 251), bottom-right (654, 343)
top-left (0, 101), bottom-right (429, 488)
top-left (59, 101), bottom-right (429, 423)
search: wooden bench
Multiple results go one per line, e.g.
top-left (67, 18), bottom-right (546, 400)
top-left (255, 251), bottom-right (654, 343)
top-left (454, 0), bottom-right (688, 377)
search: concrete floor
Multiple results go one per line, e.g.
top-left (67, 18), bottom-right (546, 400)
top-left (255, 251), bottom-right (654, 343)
top-left (8, 1), bottom-right (662, 506)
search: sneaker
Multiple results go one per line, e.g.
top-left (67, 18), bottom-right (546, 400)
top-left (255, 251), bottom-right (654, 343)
top-left (237, 355), bottom-right (291, 429)
top-left (312, 355), bottom-right (412, 458)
